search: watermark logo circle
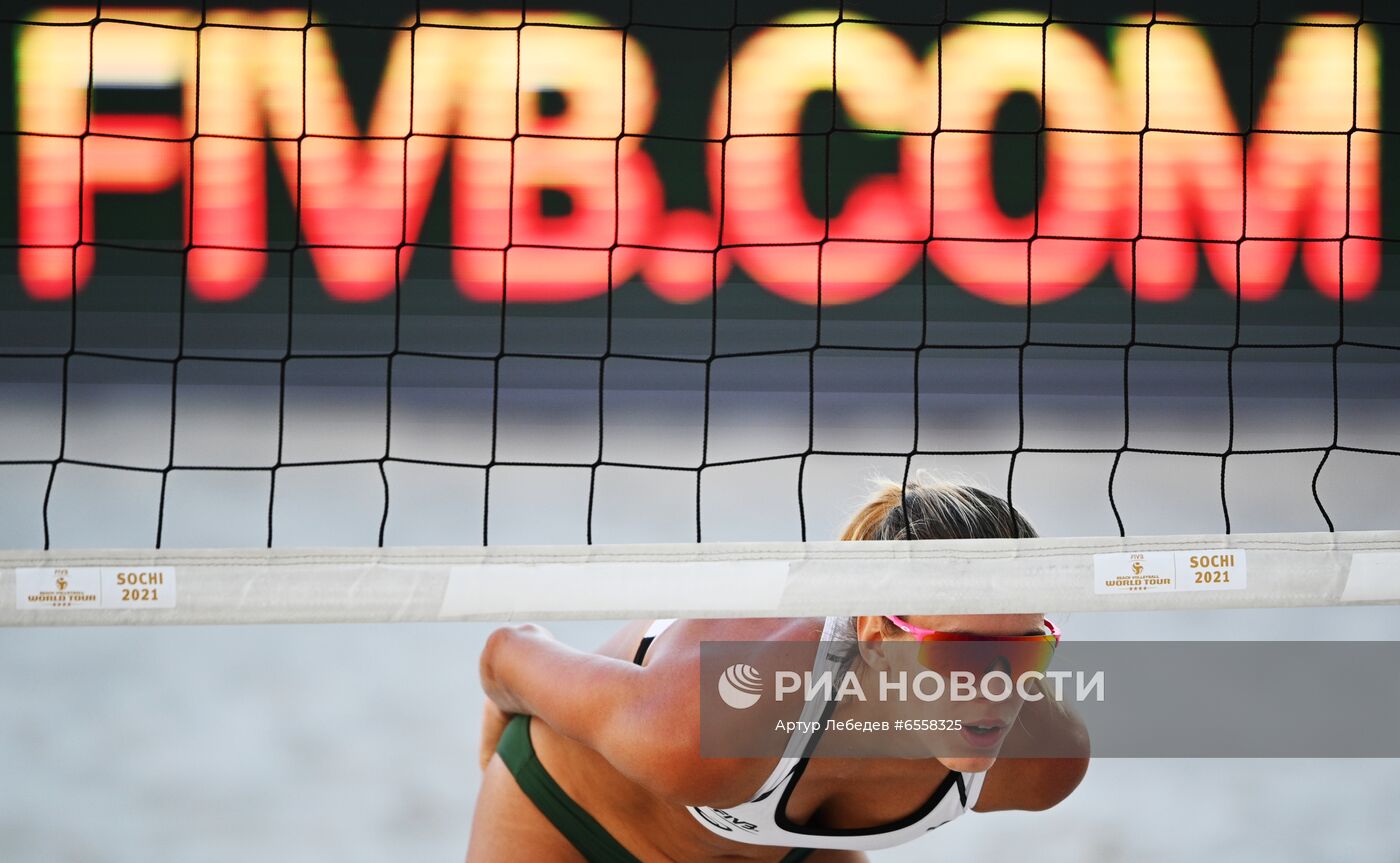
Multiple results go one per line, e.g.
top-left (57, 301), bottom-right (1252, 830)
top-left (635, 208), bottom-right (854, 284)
top-left (717, 663), bottom-right (764, 709)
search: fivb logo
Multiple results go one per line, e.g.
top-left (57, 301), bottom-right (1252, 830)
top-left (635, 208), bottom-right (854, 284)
top-left (717, 664), bottom-right (764, 709)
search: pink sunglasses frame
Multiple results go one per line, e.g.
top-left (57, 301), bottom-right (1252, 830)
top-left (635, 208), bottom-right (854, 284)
top-left (884, 615), bottom-right (1061, 643)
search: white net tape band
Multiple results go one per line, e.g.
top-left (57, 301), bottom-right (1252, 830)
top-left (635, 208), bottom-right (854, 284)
top-left (2, 531), bottom-right (1398, 627)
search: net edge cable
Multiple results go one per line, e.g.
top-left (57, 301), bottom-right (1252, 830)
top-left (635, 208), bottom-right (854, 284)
top-left (1, 530), bottom-right (1398, 627)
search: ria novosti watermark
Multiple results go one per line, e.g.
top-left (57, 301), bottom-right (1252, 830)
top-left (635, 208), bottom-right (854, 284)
top-left (699, 641), bottom-right (1400, 759)
top-left (718, 664), bottom-right (1104, 709)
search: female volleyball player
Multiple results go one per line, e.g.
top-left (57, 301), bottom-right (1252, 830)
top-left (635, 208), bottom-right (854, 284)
top-left (468, 479), bottom-right (1089, 862)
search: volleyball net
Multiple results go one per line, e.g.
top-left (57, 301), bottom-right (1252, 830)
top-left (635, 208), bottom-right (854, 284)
top-left (1, 2), bottom-right (1397, 625)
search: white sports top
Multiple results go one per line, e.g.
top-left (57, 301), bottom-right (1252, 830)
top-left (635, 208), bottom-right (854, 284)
top-left (634, 617), bottom-right (984, 852)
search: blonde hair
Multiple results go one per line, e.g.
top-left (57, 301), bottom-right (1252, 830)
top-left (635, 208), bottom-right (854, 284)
top-left (840, 473), bottom-right (1036, 543)
top-left (836, 474), bottom-right (1037, 640)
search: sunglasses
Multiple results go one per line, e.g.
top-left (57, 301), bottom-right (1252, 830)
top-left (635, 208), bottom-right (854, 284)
top-left (884, 615), bottom-right (1061, 680)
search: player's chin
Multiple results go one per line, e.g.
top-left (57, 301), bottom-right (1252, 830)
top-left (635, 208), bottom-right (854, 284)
top-left (936, 755), bottom-right (997, 774)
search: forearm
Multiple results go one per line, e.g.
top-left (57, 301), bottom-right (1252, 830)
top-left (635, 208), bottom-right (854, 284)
top-left (480, 625), bottom-right (649, 751)
top-left (479, 624), bottom-right (709, 798)
top-left (480, 624), bottom-right (761, 805)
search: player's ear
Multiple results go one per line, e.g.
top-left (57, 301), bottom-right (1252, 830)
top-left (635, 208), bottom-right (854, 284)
top-left (853, 614), bottom-right (887, 641)
top-left (854, 615), bottom-right (891, 671)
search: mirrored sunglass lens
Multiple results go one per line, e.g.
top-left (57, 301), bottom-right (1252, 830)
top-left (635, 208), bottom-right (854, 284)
top-left (917, 638), bottom-right (1055, 678)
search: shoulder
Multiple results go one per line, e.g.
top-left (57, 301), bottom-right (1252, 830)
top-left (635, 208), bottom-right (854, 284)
top-left (972, 698), bottom-right (1090, 813)
top-left (618, 617), bottom-right (821, 808)
top-left (972, 754), bottom-right (1089, 812)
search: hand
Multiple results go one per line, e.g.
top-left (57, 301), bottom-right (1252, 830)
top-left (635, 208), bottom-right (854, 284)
top-left (479, 699), bottom-right (512, 772)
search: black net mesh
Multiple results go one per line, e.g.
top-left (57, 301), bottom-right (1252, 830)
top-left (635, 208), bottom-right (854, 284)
top-left (0, 1), bottom-right (1395, 550)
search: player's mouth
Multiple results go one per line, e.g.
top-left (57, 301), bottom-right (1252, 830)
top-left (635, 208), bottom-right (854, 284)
top-left (959, 719), bottom-right (1008, 749)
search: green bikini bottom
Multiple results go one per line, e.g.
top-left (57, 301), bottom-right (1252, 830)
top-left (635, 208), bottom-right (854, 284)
top-left (496, 714), bottom-right (814, 863)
